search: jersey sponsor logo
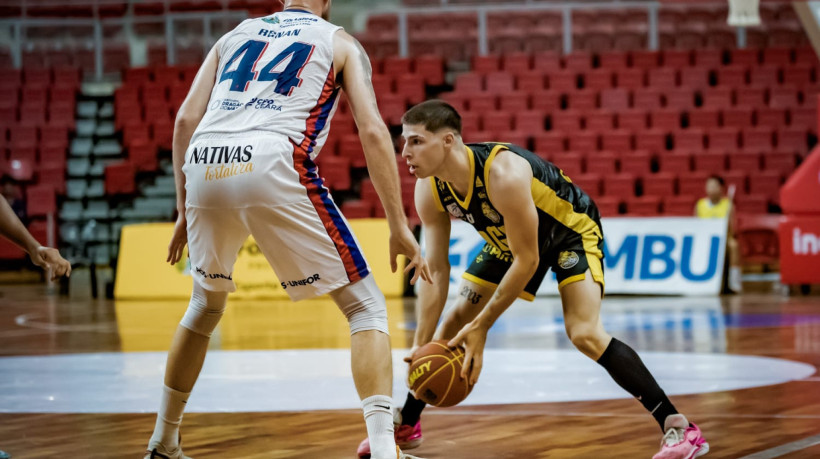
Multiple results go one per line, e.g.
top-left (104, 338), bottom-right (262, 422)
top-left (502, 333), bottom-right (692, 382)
top-left (481, 201), bottom-right (501, 224)
top-left (210, 98), bottom-right (243, 111)
top-left (195, 266), bottom-right (233, 281)
top-left (261, 16), bottom-right (280, 25)
top-left (480, 243), bottom-right (511, 263)
top-left (280, 273), bottom-right (321, 289)
top-left (557, 251), bottom-right (580, 270)
top-left (244, 97), bottom-right (283, 111)
top-left (257, 28), bottom-right (302, 39)
top-left (189, 145), bottom-right (253, 164)
top-left (189, 145), bottom-right (255, 181)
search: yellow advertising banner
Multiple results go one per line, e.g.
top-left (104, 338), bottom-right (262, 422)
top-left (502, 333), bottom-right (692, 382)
top-left (114, 219), bottom-right (406, 299)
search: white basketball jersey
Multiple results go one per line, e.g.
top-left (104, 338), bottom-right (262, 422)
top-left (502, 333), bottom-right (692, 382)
top-left (192, 10), bottom-right (343, 159)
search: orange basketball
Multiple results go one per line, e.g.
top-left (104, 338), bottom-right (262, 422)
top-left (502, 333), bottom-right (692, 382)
top-left (407, 339), bottom-right (473, 407)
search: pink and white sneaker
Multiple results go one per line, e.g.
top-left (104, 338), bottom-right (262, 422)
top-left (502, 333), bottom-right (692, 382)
top-left (357, 410), bottom-right (423, 459)
top-left (653, 414), bottom-right (709, 459)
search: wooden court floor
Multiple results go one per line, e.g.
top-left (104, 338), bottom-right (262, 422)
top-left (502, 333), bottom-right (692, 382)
top-left (1, 284), bottom-right (819, 458)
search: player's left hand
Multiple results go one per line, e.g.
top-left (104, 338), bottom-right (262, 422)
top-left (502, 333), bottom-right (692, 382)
top-left (448, 320), bottom-right (488, 386)
top-left (389, 226), bottom-right (431, 285)
top-left (167, 215), bottom-right (188, 265)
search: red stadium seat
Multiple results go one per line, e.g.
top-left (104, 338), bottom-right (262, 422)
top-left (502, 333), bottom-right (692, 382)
top-left (600, 89), bottom-right (630, 111)
top-left (708, 128), bottom-right (740, 151)
top-left (25, 185), bottom-right (55, 217)
top-left (568, 131), bottom-right (599, 151)
top-left (674, 129), bottom-right (705, 151)
top-left (617, 110), bottom-right (648, 130)
top-left (564, 52), bottom-right (593, 72)
top-left (776, 127), bottom-right (810, 154)
top-left (585, 151), bottom-right (618, 175)
top-left (415, 55), bottom-right (444, 86)
top-left (664, 195), bottom-right (698, 215)
top-left (472, 55), bottom-right (501, 74)
top-left (585, 111), bottom-right (616, 131)
top-left (730, 48), bottom-right (759, 67)
top-left (651, 110), bottom-right (682, 131)
top-left (534, 132), bottom-right (565, 153)
top-left (722, 108), bottom-right (754, 129)
top-left (693, 49), bottom-right (724, 68)
top-left (595, 196), bottom-right (621, 216)
top-left (679, 67), bottom-right (710, 89)
top-left (735, 194), bottom-right (769, 213)
top-left (716, 66), bottom-right (748, 88)
top-left (570, 172), bottom-right (601, 196)
top-left (603, 173), bottom-right (637, 198)
top-left (633, 89), bottom-right (663, 110)
top-left (502, 53), bottom-right (532, 75)
top-left (517, 72), bottom-right (546, 93)
top-left (600, 130), bottom-right (633, 151)
top-left (789, 107), bottom-right (817, 131)
top-left (567, 91), bottom-right (598, 112)
top-left (728, 151), bottom-right (761, 173)
top-left (515, 111), bottom-right (546, 133)
top-left (552, 152), bottom-right (584, 178)
top-left (692, 151), bottom-right (727, 171)
top-left (642, 172), bottom-right (676, 196)
top-left (396, 74), bottom-right (426, 104)
top-left (484, 111), bottom-right (514, 132)
top-left (742, 127), bottom-right (775, 151)
top-left (585, 70), bottom-right (614, 90)
top-left (599, 53), bottom-right (629, 70)
top-left (455, 73), bottom-right (483, 93)
top-left (757, 107), bottom-right (788, 128)
top-left (626, 196), bottom-right (662, 216)
top-left (548, 72), bottom-right (579, 92)
top-left (763, 151), bottom-right (797, 175)
top-left (749, 67), bottom-right (781, 87)
top-left (762, 48), bottom-right (792, 67)
top-left (677, 172), bottom-right (709, 196)
top-left (635, 129), bottom-right (668, 152)
top-left (689, 109), bottom-right (720, 130)
top-left (500, 92), bottom-right (530, 111)
top-left (648, 68), bottom-right (678, 88)
top-left (631, 50), bottom-right (660, 70)
top-left (129, 139), bottom-right (158, 171)
top-left (664, 89), bottom-right (696, 110)
top-left (341, 200), bottom-right (374, 219)
top-left (105, 161), bottom-right (136, 195)
top-left (620, 151), bottom-right (652, 175)
top-left (747, 171), bottom-right (782, 198)
top-left (769, 87), bottom-right (801, 109)
top-left (319, 156), bottom-right (352, 191)
top-left (782, 65), bottom-right (814, 87)
top-left (383, 56), bottom-right (412, 76)
top-left (735, 87), bottom-right (767, 108)
top-left (736, 214), bottom-right (781, 264)
top-left (551, 110), bottom-right (582, 133)
top-left (615, 68), bottom-right (645, 90)
top-left (486, 72), bottom-right (515, 95)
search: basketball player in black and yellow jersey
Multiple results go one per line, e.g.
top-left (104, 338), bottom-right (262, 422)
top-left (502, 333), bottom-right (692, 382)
top-left (357, 100), bottom-right (709, 459)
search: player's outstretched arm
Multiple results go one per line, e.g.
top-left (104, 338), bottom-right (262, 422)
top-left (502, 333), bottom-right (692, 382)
top-left (335, 31), bottom-right (430, 284)
top-left (448, 152), bottom-right (539, 384)
top-left (408, 179), bottom-right (452, 358)
top-left (167, 41), bottom-right (219, 265)
top-left (0, 198), bottom-right (71, 280)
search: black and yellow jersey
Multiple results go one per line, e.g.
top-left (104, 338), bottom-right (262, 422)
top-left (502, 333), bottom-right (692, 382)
top-left (430, 142), bottom-right (604, 262)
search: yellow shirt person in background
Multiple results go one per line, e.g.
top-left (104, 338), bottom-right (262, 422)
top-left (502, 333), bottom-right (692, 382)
top-left (695, 175), bottom-right (741, 293)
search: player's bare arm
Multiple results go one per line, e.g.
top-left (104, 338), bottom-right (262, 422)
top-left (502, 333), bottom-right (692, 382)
top-left (448, 151), bottom-right (540, 384)
top-left (166, 41), bottom-right (220, 265)
top-left (0, 198), bottom-right (71, 280)
top-left (409, 178), bottom-right (452, 357)
top-left (334, 31), bottom-right (431, 284)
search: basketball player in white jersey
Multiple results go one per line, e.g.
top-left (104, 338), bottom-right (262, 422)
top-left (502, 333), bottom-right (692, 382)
top-left (143, 2), bottom-right (429, 458)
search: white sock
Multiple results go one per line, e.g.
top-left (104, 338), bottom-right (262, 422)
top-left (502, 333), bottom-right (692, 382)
top-left (149, 385), bottom-right (190, 451)
top-left (362, 395), bottom-right (396, 459)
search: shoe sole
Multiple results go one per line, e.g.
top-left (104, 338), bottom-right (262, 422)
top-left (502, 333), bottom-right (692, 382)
top-left (690, 442), bottom-right (710, 459)
top-left (399, 438), bottom-right (423, 450)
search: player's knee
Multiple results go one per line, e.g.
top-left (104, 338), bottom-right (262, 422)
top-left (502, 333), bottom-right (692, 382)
top-left (566, 323), bottom-right (604, 355)
top-left (331, 276), bottom-right (389, 335)
top-left (179, 285), bottom-right (227, 337)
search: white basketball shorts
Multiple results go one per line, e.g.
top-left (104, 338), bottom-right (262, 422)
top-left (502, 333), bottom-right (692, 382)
top-left (182, 134), bottom-right (370, 300)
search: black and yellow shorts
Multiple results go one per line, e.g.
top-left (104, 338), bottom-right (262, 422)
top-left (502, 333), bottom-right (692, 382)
top-left (462, 230), bottom-right (605, 301)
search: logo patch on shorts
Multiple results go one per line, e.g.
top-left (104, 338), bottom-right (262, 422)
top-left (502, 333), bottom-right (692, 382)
top-left (557, 251), bottom-right (580, 270)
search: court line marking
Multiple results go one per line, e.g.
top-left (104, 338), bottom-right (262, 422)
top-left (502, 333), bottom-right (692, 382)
top-left (14, 313), bottom-right (117, 333)
top-left (424, 410), bottom-right (820, 420)
top-left (738, 433), bottom-right (820, 459)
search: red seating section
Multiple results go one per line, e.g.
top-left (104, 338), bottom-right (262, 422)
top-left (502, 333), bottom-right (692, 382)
top-left (0, 67), bottom-right (78, 223)
top-left (438, 46), bottom-right (817, 217)
top-left (360, 3), bottom-right (805, 58)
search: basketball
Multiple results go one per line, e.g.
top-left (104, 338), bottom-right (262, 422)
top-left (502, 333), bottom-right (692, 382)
top-left (407, 339), bottom-right (473, 408)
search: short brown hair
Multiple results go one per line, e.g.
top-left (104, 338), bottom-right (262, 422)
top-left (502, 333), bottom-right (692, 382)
top-left (401, 100), bottom-right (462, 135)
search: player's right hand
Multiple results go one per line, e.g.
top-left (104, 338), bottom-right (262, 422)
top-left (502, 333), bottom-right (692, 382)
top-left (29, 246), bottom-right (72, 281)
top-left (390, 226), bottom-right (432, 285)
top-left (167, 215), bottom-right (188, 265)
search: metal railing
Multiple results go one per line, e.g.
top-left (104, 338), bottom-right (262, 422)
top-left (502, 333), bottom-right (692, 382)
top-left (0, 10), bottom-right (248, 78)
top-left (364, 1), bottom-right (748, 57)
